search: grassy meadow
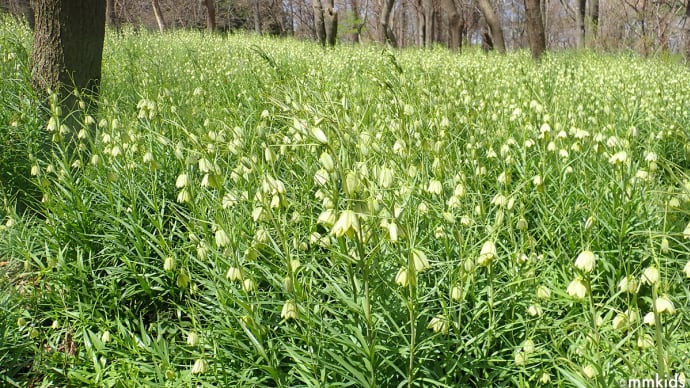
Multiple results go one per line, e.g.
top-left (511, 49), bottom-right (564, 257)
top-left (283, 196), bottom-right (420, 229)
top-left (2, 15), bottom-right (690, 387)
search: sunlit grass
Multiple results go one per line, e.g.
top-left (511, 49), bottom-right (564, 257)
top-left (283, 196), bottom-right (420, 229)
top-left (1, 18), bottom-right (690, 386)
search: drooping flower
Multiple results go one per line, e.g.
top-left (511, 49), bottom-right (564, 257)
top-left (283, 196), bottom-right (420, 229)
top-left (187, 331), bottom-right (200, 346)
top-left (411, 248), bottom-right (429, 272)
top-left (331, 210), bottom-right (360, 238)
top-left (427, 315), bottom-right (449, 334)
top-left (654, 296), bottom-right (675, 314)
top-left (574, 250), bottom-right (596, 273)
top-left (567, 278), bottom-right (587, 299)
top-left (281, 300), bottom-right (298, 320)
top-left (191, 359), bottom-right (207, 374)
top-left (477, 240), bottom-right (497, 267)
top-left (395, 267), bottom-right (409, 287)
top-left (641, 266), bottom-right (659, 285)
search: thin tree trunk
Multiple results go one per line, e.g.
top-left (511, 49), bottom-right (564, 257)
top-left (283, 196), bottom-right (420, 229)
top-left (286, 0), bottom-right (294, 35)
top-left (590, 0), bottom-right (600, 39)
top-left (106, 0), bottom-right (115, 26)
top-left (151, 0), bottom-right (165, 33)
top-left (477, 0), bottom-right (505, 53)
top-left (201, 0), bottom-right (215, 32)
top-left (312, 0), bottom-right (326, 45)
top-left (324, 0), bottom-right (337, 46)
top-left (253, 0), bottom-right (261, 34)
top-left (351, 0), bottom-right (369, 43)
top-left (379, 0), bottom-right (397, 46)
top-left (423, 0), bottom-right (434, 47)
top-left (442, 0), bottom-right (462, 50)
top-left (576, 0), bottom-right (586, 48)
top-left (524, 0), bottom-right (546, 59)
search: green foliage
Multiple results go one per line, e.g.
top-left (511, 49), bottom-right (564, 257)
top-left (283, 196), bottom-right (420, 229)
top-left (1, 22), bottom-right (690, 387)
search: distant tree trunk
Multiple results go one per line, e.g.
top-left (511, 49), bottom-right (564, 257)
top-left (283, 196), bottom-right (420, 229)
top-left (416, 0), bottom-right (425, 45)
top-left (477, 0), bottom-right (506, 53)
top-left (106, 0), bottom-right (115, 26)
top-left (576, 0), bottom-right (586, 48)
top-left (151, 0), bottom-right (165, 33)
top-left (201, 0), bottom-right (215, 32)
top-left (351, 0), bottom-right (369, 43)
top-left (442, 0), bottom-right (462, 50)
top-left (379, 0), bottom-right (397, 46)
top-left (524, 0), bottom-right (546, 59)
top-left (253, 0), bottom-right (261, 34)
top-left (286, 0), bottom-right (294, 35)
top-left (312, 0), bottom-right (326, 45)
top-left (590, 0), bottom-right (600, 39)
top-left (324, 0), bottom-right (338, 46)
top-left (5, 0), bottom-right (34, 28)
top-left (423, 0), bottom-right (434, 47)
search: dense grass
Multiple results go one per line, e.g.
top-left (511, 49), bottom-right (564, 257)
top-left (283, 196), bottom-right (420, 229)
top-left (1, 16), bottom-right (690, 387)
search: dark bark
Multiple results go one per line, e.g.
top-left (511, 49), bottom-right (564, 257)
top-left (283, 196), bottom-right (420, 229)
top-left (477, 0), bottom-right (505, 53)
top-left (312, 0), bottom-right (326, 45)
top-left (4, 0), bottom-right (35, 28)
top-left (201, 0), bottom-right (216, 32)
top-left (31, 0), bottom-right (105, 99)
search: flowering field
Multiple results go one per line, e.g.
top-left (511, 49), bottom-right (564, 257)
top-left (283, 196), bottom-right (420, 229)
top-left (1, 18), bottom-right (690, 387)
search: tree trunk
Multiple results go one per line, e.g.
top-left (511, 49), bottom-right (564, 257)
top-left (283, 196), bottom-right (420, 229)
top-left (351, 0), bottom-right (370, 43)
top-left (312, 0), bottom-right (326, 45)
top-left (379, 0), bottom-right (397, 46)
top-left (590, 0), bottom-right (599, 39)
top-left (324, 0), bottom-right (338, 46)
top-left (200, 0), bottom-right (215, 32)
top-left (576, 0), bottom-right (586, 48)
top-left (253, 0), bottom-right (261, 34)
top-left (477, 0), bottom-right (506, 53)
top-left (423, 0), bottom-right (434, 47)
top-left (524, 0), bottom-right (546, 59)
top-left (151, 0), bottom-right (165, 33)
top-left (31, 0), bottom-right (105, 97)
top-left (106, 0), bottom-right (115, 26)
top-left (442, 0), bottom-right (462, 50)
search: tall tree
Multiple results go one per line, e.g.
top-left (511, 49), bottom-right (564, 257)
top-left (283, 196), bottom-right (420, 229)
top-left (524, 0), bottom-right (546, 59)
top-left (31, 0), bottom-right (106, 101)
top-left (477, 0), bottom-right (506, 53)
top-left (576, 0), bottom-right (586, 48)
top-left (441, 0), bottom-right (463, 50)
top-left (423, 0), bottom-right (434, 47)
top-left (106, 0), bottom-right (115, 26)
top-left (253, 0), bottom-right (262, 34)
top-left (323, 0), bottom-right (338, 46)
top-left (379, 0), bottom-right (397, 46)
top-left (151, 0), bottom-right (165, 33)
top-left (201, 0), bottom-right (216, 32)
top-left (312, 0), bottom-right (326, 45)
top-left (590, 0), bottom-right (600, 39)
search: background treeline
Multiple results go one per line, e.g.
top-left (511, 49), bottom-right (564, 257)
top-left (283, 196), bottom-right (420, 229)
top-left (2, 0), bottom-right (690, 55)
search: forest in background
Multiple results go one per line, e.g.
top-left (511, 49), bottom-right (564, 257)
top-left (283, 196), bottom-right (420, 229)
top-left (2, 0), bottom-right (690, 56)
